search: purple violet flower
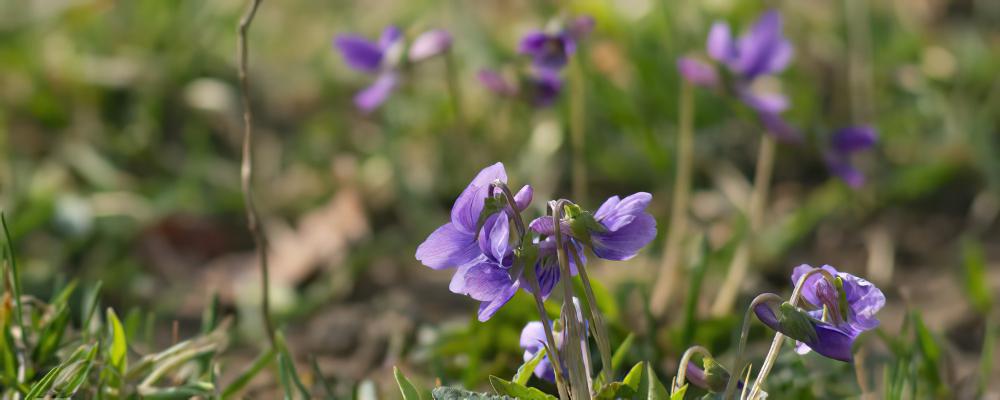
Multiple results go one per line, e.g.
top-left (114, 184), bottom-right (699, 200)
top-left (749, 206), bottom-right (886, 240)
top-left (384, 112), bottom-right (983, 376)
top-left (415, 162), bottom-right (532, 321)
top-left (334, 26), bottom-right (404, 112)
top-left (754, 264), bottom-right (885, 362)
top-left (520, 236), bottom-right (584, 299)
top-left (825, 126), bottom-right (877, 188)
top-left (519, 31), bottom-right (575, 71)
top-left (520, 321), bottom-right (558, 382)
top-left (529, 192), bottom-right (657, 261)
top-left (678, 10), bottom-right (800, 142)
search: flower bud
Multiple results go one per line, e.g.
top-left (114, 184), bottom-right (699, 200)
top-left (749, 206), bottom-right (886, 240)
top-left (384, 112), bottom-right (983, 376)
top-left (408, 29), bottom-right (452, 62)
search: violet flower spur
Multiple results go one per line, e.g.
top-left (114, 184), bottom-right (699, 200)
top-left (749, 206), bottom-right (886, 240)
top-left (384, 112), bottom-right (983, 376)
top-left (530, 193), bottom-right (657, 261)
top-left (753, 264), bottom-right (885, 362)
top-left (825, 126), bottom-right (878, 188)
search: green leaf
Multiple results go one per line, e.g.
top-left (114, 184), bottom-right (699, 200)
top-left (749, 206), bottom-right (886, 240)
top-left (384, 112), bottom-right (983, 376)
top-left (611, 333), bottom-right (635, 372)
top-left (645, 362), bottom-right (669, 400)
top-left (25, 363), bottom-right (64, 399)
top-left (622, 361), bottom-right (646, 391)
top-left (512, 347), bottom-right (546, 386)
top-left (595, 382), bottom-right (633, 399)
top-left (32, 302), bottom-right (71, 367)
top-left (56, 344), bottom-right (98, 396)
top-left (395, 366), bottom-right (428, 400)
top-left (432, 386), bottom-right (511, 400)
top-left (489, 375), bottom-right (556, 400)
top-left (669, 384), bottom-right (687, 400)
top-left (107, 308), bottom-right (128, 374)
top-left (276, 332), bottom-right (310, 400)
top-left (962, 238), bottom-right (993, 314)
top-left (221, 347), bottom-right (276, 399)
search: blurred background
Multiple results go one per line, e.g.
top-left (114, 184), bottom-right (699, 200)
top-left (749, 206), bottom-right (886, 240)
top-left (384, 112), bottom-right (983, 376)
top-left (1, 0), bottom-right (998, 397)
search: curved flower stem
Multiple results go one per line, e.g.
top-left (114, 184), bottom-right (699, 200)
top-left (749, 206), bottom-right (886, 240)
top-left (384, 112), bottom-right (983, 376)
top-left (568, 246), bottom-right (612, 384)
top-left (747, 268), bottom-right (838, 399)
top-left (711, 134), bottom-right (776, 317)
top-left (674, 345), bottom-right (711, 393)
top-left (491, 181), bottom-right (527, 243)
top-left (236, 0), bottom-right (276, 349)
top-left (552, 199), bottom-right (591, 399)
top-left (523, 261), bottom-right (570, 400)
top-left (724, 293), bottom-right (783, 398)
top-left (651, 80), bottom-right (695, 318)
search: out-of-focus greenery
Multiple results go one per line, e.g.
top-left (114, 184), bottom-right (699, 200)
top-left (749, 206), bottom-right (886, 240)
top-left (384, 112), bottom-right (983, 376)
top-left (0, 0), bottom-right (998, 398)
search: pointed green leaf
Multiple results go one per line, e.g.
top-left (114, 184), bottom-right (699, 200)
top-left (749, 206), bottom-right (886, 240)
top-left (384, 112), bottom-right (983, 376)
top-left (395, 366), bottom-right (427, 400)
top-left (513, 347), bottom-right (546, 385)
top-left (488, 376), bottom-right (556, 400)
top-left (645, 362), bottom-right (669, 400)
top-left (107, 308), bottom-right (127, 374)
top-left (611, 333), bottom-right (635, 371)
top-left (669, 384), bottom-right (687, 400)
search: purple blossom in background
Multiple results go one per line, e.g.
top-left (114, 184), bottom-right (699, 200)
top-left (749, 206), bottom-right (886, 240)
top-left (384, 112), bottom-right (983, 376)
top-left (477, 69), bottom-right (564, 107)
top-left (677, 10), bottom-right (799, 142)
top-left (519, 30), bottom-right (575, 71)
top-left (754, 264), bottom-right (885, 362)
top-left (335, 26), bottom-right (452, 112)
top-left (415, 162), bottom-right (532, 321)
top-left (530, 192), bottom-right (657, 261)
top-left (408, 29), bottom-right (453, 62)
top-left (334, 26), bottom-right (404, 112)
top-left (825, 126), bottom-right (877, 188)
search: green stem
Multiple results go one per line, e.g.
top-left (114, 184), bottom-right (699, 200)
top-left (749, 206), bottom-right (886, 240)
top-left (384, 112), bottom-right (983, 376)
top-left (444, 52), bottom-right (466, 136)
top-left (568, 246), bottom-right (612, 384)
top-left (723, 293), bottom-right (782, 398)
top-left (651, 80), bottom-right (695, 318)
top-left (711, 134), bottom-right (776, 317)
top-left (524, 262), bottom-right (570, 400)
top-left (552, 199), bottom-right (591, 399)
top-left (569, 57), bottom-right (587, 204)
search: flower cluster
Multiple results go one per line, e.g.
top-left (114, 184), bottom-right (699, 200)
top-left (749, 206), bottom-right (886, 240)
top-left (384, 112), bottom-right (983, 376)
top-left (678, 10), bottom-right (799, 142)
top-left (415, 162), bottom-right (656, 321)
top-left (334, 26), bottom-right (453, 112)
top-left (478, 15), bottom-right (594, 106)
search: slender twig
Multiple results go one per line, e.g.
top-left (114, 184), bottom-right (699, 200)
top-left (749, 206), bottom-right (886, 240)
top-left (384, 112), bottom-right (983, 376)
top-left (711, 134), bottom-right (776, 316)
top-left (747, 268), bottom-right (837, 398)
top-left (236, 0), bottom-right (276, 348)
top-left (651, 80), bottom-right (695, 318)
top-left (568, 246), bottom-right (612, 384)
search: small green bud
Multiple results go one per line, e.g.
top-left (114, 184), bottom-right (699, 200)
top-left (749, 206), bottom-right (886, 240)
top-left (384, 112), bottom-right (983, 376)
top-left (778, 302), bottom-right (819, 344)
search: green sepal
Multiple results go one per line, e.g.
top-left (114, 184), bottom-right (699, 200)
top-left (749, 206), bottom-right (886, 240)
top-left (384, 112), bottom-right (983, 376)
top-left (778, 302), bottom-right (819, 344)
top-left (834, 276), bottom-right (851, 323)
top-left (702, 357), bottom-right (730, 393)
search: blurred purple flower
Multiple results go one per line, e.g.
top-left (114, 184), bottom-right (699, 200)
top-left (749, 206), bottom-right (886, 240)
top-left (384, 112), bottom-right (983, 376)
top-left (826, 126), bottom-right (877, 188)
top-left (679, 10), bottom-right (800, 142)
top-left (334, 26), bottom-right (404, 112)
top-left (530, 192), bottom-right (657, 261)
top-left (408, 29), bottom-right (453, 62)
top-left (754, 264), bottom-right (885, 362)
top-left (477, 69), bottom-right (564, 107)
top-left (519, 15), bottom-right (595, 71)
top-left (415, 162), bottom-right (532, 320)
top-left (707, 11), bottom-right (792, 80)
